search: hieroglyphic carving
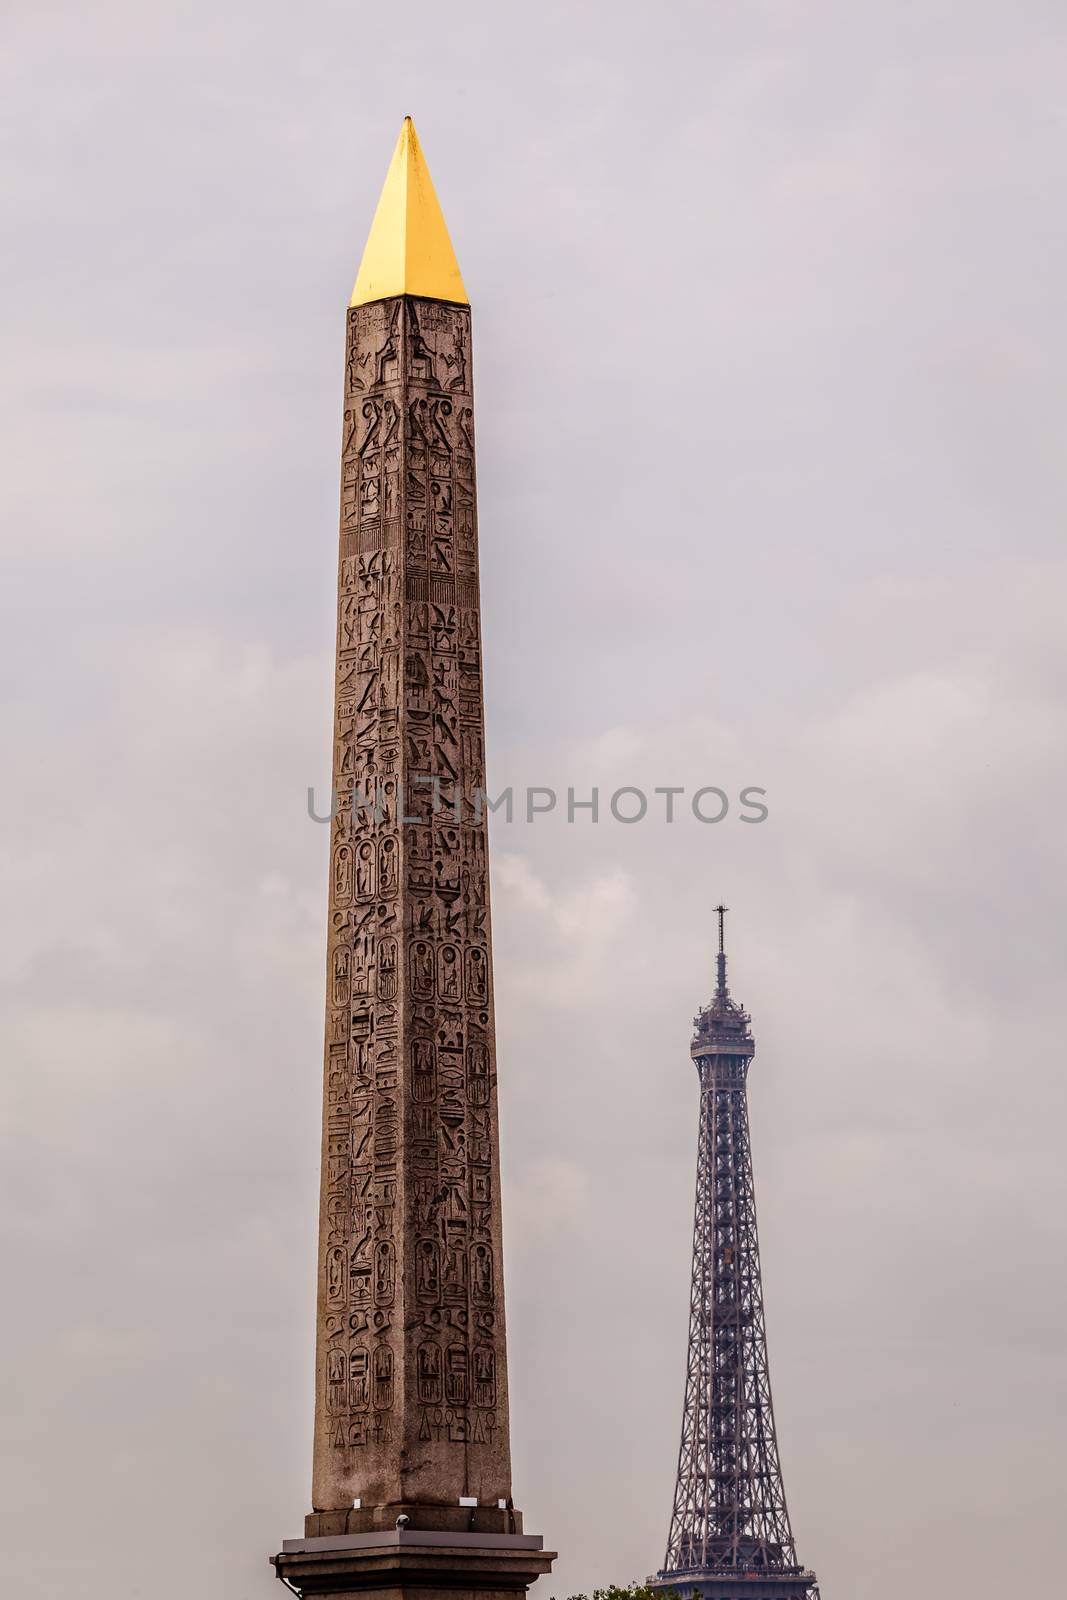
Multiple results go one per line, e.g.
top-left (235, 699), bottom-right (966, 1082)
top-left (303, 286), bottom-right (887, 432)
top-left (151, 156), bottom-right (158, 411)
top-left (313, 297), bottom-right (511, 1517)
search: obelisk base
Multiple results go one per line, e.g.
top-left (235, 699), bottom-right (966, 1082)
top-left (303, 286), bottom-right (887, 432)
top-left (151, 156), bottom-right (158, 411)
top-left (271, 1530), bottom-right (556, 1600)
top-left (305, 1507), bottom-right (524, 1538)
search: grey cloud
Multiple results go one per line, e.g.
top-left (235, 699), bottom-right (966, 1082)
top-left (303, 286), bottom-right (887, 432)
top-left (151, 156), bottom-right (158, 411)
top-left (2, 3), bottom-right (1066, 1598)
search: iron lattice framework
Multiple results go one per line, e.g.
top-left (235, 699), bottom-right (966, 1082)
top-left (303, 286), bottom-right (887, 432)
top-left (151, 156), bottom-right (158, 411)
top-left (657, 910), bottom-right (820, 1600)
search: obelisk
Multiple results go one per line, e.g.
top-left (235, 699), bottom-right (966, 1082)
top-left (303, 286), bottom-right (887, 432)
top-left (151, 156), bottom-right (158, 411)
top-left (272, 120), bottom-right (555, 1599)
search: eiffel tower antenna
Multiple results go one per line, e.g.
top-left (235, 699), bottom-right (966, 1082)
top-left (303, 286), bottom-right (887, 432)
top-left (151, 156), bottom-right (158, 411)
top-left (714, 903), bottom-right (728, 997)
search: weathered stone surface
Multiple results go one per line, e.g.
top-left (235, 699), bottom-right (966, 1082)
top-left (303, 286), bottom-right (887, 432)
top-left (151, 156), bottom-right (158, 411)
top-left (309, 294), bottom-right (514, 1531)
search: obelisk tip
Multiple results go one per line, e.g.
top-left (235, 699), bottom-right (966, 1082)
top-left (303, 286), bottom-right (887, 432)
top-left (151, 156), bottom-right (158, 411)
top-left (350, 117), bottom-right (469, 308)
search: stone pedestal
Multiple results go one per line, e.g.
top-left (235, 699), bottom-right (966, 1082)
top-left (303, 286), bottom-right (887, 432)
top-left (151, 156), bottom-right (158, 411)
top-left (271, 1530), bottom-right (556, 1600)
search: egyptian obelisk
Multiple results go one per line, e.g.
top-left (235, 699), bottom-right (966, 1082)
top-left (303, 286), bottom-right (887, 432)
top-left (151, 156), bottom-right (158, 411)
top-left (271, 120), bottom-right (554, 1598)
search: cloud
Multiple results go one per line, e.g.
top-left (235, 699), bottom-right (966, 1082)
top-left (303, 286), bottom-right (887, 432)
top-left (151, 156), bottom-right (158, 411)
top-left (3, 5), bottom-right (1067, 1599)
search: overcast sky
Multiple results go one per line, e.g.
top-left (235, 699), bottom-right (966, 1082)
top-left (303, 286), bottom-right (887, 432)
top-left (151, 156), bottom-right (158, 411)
top-left (3, 3), bottom-right (1066, 1597)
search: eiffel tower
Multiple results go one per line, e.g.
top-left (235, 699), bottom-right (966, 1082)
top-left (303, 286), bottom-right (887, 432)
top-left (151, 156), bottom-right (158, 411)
top-left (654, 909), bottom-right (820, 1600)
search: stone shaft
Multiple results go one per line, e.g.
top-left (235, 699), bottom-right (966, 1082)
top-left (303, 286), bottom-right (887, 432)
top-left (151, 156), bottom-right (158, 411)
top-left (312, 294), bottom-right (511, 1527)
